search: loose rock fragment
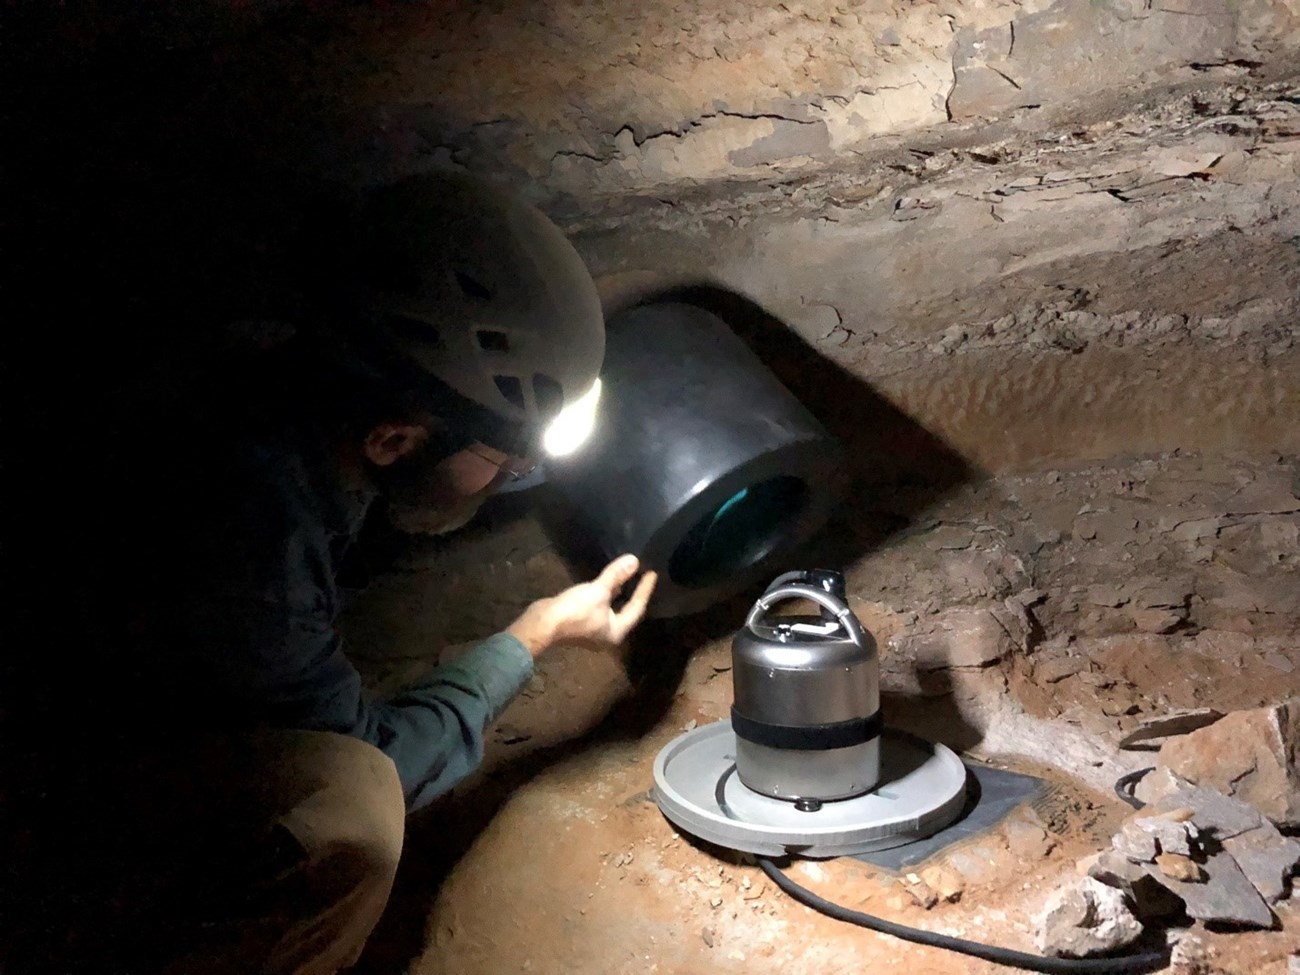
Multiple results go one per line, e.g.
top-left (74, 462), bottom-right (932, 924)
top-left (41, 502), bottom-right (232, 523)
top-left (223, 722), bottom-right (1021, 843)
top-left (1133, 767), bottom-right (1186, 807)
top-left (947, 845), bottom-right (1003, 885)
top-left (1170, 932), bottom-right (1208, 971)
top-left (1036, 877), bottom-right (1144, 959)
top-left (1131, 811), bottom-right (1196, 857)
top-left (902, 877), bottom-right (938, 910)
top-left (919, 865), bottom-right (965, 903)
top-left (1150, 783), bottom-right (1264, 841)
top-left (1035, 653), bottom-right (1091, 684)
top-left (1129, 608), bottom-right (1184, 633)
top-left (1263, 652), bottom-right (1294, 674)
top-left (1112, 821), bottom-right (1159, 863)
top-left (1086, 852), bottom-right (1184, 920)
top-left (1155, 853), bottom-right (1205, 883)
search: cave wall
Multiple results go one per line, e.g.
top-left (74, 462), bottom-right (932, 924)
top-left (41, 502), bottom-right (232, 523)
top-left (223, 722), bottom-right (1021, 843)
top-left (11, 0), bottom-right (1300, 471)
top-left (576, 77), bottom-right (1300, 472)
top-left (80, 0), bottom-right (1298, 195)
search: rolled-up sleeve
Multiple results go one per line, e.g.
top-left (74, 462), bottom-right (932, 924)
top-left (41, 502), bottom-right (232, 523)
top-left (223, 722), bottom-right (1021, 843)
top-left (352, 633), bottom-right (535, 810)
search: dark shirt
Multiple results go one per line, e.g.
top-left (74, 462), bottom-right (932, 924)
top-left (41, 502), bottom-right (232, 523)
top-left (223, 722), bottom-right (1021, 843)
top-left (130, 410), bottom-right (533, 812)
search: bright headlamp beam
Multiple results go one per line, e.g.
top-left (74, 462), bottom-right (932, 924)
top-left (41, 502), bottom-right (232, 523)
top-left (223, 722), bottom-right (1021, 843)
top-left (542, 378), bottom-right (602, 457)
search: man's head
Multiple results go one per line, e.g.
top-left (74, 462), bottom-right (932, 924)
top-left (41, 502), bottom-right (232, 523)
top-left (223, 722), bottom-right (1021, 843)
top-left (353, 170), bottom-right (605, 458)
top-left (335, 170), bottom-right (605, 532)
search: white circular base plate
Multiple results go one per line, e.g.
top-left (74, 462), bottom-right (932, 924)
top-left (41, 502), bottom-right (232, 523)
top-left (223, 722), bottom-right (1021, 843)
top-left (653, 721), bottom-right (969, 858)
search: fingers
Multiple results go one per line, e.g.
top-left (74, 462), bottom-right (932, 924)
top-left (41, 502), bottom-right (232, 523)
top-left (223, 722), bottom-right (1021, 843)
top-left (594, 554), bottom-right (641, 594)
top-left (610, 570), bottom-right (658, 643)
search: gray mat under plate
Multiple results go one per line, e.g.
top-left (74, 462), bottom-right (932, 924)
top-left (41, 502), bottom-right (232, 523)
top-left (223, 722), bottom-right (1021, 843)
top-left (850, 762), bottom-right (1046, 871)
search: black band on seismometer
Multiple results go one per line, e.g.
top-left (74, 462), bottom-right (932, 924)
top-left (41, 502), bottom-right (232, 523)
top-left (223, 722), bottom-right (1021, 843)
top-left (730, 707), bottom-right (883, 751)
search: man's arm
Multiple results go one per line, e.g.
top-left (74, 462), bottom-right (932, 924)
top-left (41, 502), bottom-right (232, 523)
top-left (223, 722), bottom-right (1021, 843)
top-left (248, 555), bottom-right (655, 812)
top-left (219, 608), bottom-right (533, 812)
top-left (349, 632), bottom-right (535, 810)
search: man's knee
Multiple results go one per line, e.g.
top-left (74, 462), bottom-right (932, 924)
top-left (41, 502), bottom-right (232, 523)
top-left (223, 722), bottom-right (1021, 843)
top-left (274, 732), bottom-right (406, 887)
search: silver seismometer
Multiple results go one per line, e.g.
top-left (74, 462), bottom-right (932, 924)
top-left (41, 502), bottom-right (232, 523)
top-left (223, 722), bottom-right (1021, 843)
top-left (653, 570), bottom-right (968, 858)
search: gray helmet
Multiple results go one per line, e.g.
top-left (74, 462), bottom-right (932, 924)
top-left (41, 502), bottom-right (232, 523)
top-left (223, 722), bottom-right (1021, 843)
top-left (357, 171), bottom-right (604, 455)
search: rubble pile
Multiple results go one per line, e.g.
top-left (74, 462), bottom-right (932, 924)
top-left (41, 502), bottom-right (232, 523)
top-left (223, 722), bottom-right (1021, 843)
top-left (1038, 699), bottom-right (1300, 958)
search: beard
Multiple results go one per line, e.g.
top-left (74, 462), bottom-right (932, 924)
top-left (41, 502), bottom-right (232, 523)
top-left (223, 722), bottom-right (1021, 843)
top-left (386, 480), bottom-right (502, 535)
top-left (371, 431), bottom-right (509, 536)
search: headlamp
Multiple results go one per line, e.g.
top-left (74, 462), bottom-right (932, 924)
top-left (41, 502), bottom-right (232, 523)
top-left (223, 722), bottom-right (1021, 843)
top-left (541, 379), bottom-right (602, 457)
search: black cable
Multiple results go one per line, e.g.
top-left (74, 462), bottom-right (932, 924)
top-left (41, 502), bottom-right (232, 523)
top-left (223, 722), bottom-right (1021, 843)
top-left (1114, 767), bottom-right (1155, 811)
top-left (756, 857), bottom-right (1169, 974)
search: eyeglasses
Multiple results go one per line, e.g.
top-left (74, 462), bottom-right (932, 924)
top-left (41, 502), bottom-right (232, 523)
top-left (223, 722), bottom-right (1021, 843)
top-left (465, 445), bottom-right (538, 482)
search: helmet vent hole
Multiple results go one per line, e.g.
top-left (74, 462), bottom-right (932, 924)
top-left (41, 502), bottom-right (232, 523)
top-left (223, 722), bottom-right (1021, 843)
top-left (532, 373), bottom-right (563, 418)
top-left (455, 269), bottom-right (493, 300)
top-left (493, 375), bottom-right (526, 410)
top-left (477, 330), bottom-right (510, 353)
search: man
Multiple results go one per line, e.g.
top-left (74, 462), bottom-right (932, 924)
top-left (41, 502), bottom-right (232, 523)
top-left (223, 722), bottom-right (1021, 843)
top-left (9, 171), bottom-right (656, 973)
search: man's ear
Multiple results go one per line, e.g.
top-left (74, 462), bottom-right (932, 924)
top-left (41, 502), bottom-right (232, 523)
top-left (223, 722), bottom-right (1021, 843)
top-left (362, 423), bottom-right (429, 467)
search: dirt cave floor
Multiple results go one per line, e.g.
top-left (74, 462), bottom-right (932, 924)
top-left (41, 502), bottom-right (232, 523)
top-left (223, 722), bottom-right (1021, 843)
top-left (341, 449), bottom-right (1300, 975)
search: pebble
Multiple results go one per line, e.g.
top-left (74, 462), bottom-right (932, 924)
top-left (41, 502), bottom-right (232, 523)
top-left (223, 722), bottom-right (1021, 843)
top-left (919, 865), bottom-right (965, 903)
top-left (903, 878), bottom-right (939, 909)
top-left (1155, 853), bottom-right (1205, 883)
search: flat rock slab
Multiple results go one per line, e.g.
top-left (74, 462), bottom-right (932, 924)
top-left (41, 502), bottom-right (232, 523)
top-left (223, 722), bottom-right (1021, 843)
top-left (1222, 825), bottom-right (1300, 904)
top-left (1152, 849), bottom-right (1274, 929)
top-left (1150, 784), bottom-right (1264, 841)
top-left (1119, 708), bottom-right (1224, 751)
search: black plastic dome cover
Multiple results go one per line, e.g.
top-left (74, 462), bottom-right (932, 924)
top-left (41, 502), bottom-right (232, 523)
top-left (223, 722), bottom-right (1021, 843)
top-left (548, 302), bottom-right (847, 618)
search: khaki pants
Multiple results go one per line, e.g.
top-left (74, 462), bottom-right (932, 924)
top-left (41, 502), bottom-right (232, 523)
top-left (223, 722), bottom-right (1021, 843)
top-left (9, 729), bottom-right (406, 975)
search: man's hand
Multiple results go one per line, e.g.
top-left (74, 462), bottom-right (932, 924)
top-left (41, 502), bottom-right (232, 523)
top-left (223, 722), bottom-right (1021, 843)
top-left (507, 555), bottom-right (658, 658)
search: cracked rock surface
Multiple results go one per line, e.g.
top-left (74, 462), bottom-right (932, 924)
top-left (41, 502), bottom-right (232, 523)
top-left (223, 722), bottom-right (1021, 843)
top-left (113, 0), bottom-right (1300, 194)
